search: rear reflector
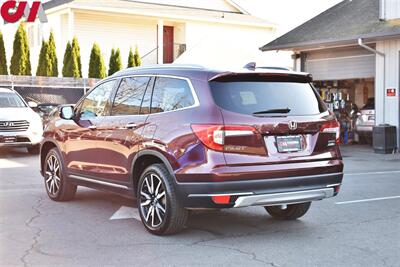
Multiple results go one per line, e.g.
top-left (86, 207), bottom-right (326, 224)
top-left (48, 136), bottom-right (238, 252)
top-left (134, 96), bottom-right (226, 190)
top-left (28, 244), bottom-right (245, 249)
top-left (211, 195), bottom-right (231, 204)
top-left (320, 120), bottom-right (340, 144)
top-left (334, 185), bottom-right (341, 194)
top-left (191, 124), bottom-right (256, 152)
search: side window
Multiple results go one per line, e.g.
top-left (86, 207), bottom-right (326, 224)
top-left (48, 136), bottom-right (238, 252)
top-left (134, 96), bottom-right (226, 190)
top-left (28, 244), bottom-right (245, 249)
top-left (139, 77), bottom-right (154, 115)
top-left (111, 77), bottom-right (151, 116)
top-left (79, 80), bottom-right (115, 119)
top-left (151, 77), bottom-right (195, 113)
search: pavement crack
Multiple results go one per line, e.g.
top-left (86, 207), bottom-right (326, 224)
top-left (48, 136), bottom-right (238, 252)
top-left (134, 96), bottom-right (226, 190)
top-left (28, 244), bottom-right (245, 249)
top-left (20, 196), bottom-right (44, 267)
top-left (192, 243), bottom-right (279, 266)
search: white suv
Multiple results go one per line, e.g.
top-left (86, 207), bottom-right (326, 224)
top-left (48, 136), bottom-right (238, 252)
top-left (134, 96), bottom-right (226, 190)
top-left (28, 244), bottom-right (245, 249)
top-left (0, 88), bottom-right (43, 154)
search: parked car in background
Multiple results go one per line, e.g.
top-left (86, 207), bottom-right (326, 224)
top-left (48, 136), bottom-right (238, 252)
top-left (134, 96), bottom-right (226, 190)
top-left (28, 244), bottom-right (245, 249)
top-left (36, 103), bottom-right (59, 127)
top-left (0, 88), bottom-right (43, 154)
top-left (40, 65), bottom-right (344, 235)
top-left (355, 97), bottom-right (375, 144)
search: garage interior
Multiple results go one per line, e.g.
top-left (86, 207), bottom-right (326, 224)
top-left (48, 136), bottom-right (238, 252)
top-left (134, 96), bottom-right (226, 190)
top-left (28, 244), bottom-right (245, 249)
top-left (300, 45), bottom-right (376, 145)
top-left (313, 78), bottom-right (375, 144)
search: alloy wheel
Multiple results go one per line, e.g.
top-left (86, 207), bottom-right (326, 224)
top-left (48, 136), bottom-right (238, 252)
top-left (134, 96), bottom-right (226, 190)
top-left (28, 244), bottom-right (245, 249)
top-left (45, 155), bottom-right (61, 196)
top-left (139, 173), bottom-right (167, 228)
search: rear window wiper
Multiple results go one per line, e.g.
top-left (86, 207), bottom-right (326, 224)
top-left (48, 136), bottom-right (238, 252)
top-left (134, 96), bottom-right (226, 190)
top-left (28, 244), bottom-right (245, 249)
top-left (252, 108), bottom-right (291, 115)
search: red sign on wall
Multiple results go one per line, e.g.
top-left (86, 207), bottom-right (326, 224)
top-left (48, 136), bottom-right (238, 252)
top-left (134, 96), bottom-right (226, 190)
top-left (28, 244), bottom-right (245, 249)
top-left (386, 88), bottom-right (396, 97)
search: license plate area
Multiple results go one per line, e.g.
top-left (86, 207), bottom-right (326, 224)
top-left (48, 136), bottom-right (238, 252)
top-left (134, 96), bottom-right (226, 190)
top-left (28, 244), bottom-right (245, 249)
top-left (276, 135), bottom-right (302, 153)
top-left (0, 136), bottom-right (16, 143)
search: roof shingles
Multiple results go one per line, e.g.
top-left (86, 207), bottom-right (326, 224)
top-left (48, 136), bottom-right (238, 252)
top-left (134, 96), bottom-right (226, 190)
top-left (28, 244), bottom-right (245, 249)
top-left (261, 0), bottom-right (400, 51)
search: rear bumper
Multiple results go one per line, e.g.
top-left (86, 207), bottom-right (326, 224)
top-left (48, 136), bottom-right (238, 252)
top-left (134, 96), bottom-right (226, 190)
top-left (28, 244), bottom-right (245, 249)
top-left (356, 125), bottom-right (373, 133)
top-left (177, 172), bottom-right (343, 208)
top-left (234, 188), bottom-right (334, 208)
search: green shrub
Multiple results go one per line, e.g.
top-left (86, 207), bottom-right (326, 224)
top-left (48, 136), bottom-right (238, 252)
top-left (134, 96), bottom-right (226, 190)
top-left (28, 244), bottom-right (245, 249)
top-left (10, 24), bottom-right (31, 76)
top-left (133, 45), bottom-right (141, 67)
top-left (108, 48), bottom-right (122, 76)
top-left (36, 40), bottom-right (52, 77)
top-left (48, 31), bottom-right (58, 77)
top-left (88, 43), bottom-right (106, 79)
top-left (62, 41), bottom-right (72, 77)
top-left (127, 47), bottom-right (135, 68)
top-left (0, 31), bottom-right (8, 75)
top-left (71, 37), bottom-right (82, 77)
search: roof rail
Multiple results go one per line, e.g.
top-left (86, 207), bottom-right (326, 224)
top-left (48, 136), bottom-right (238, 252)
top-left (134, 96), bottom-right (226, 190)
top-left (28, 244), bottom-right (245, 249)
top-left (243, 62), bottom-right (290, 71)
top-left (112, 64), bottom-right (206, 76)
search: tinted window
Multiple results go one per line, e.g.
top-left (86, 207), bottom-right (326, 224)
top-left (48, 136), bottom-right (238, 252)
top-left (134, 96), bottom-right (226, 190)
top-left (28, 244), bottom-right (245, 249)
top-left (140, 78), bottom-right (154, 115)
top-left (210, 81), bottom-right (326, 116)
top-left (0, 92), bottom-right (26, 108)
top-left (362, 98), bottom-right (374, 110)
top-left (79, 80), bottom-right (115, 119)
top-left (111, 77), bottom-right (150, 116)
top-left (151, 77), bottom-right (195, 113)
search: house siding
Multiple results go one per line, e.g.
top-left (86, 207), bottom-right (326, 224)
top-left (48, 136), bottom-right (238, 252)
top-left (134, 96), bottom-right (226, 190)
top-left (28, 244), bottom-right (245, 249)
top-left (381, 0), bottom-right (400, 20)
top-left (175, 21), bottom-right (273, 68)
top-left (375, 38), bottom-right (400, 146)
top-left (73, 11), bottom-right (158, 77)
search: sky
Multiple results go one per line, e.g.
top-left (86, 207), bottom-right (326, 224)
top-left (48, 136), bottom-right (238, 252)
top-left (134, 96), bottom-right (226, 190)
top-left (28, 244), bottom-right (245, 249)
top-left (236, 0), bottom-right (342, 35)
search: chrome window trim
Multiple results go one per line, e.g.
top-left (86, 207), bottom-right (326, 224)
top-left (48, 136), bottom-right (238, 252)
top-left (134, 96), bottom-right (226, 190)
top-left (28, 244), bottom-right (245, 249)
top-left (106, 74), bottom-right (200, 116)
top-left (69, 174), bottom-right (129, 190)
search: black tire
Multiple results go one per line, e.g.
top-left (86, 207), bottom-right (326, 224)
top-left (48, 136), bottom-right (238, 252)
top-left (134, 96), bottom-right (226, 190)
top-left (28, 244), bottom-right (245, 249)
top-left (27, 145), bottom-right (40, 154)
top-left (137, 164), bottom-right (188, 235)
top-left (265, 202), bottom-right (311, 220)
top-left (43, 148), bottom-right (77, 201)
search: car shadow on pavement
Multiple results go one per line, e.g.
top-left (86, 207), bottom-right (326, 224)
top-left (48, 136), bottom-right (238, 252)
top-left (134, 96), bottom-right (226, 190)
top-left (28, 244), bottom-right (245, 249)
top-left (65, 188), bottom-right (309, 238)
top-left (0, 147), bottom-right (35, 159)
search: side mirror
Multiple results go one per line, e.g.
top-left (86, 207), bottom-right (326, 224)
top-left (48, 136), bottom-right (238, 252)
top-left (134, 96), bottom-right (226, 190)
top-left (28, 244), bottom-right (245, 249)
top-left (356, 112), bottom-right (362, 117)
top-left (28, 101), bottom-right (38, 108)
top-left (60, 105), bottom-right (74, 120)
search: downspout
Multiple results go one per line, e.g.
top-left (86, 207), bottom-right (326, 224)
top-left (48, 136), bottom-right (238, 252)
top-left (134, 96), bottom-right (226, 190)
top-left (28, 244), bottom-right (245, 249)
top-left (358, 38), bottom-right (386, 125)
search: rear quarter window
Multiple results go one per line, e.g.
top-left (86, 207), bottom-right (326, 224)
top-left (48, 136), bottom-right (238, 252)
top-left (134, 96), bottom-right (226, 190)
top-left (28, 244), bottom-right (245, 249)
top-left (209, 81), bottom-right (326, 116)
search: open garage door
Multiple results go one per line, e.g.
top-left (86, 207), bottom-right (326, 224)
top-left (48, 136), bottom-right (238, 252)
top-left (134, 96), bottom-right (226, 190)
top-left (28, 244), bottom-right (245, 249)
top-left (305, 46), bottom-right (376, 81)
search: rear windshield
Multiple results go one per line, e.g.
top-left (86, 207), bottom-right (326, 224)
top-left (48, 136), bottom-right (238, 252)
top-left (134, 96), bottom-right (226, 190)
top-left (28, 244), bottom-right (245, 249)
top-left (0, 92), bottom-right (26, 108)
top-left (209, 81), bottom-right (326, 116)
top-left (362, 98), bottom-right (374, 110)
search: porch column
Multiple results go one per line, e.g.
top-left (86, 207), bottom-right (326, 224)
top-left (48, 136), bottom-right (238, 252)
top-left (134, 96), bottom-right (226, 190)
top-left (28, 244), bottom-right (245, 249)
top-left (157, 19), bottom-right (164, 64)
top-left (68, 9), bottom-right (74, 42)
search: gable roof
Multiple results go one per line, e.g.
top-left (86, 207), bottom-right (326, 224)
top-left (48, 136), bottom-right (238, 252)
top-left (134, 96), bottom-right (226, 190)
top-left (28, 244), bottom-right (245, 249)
top-left (44, 0), bottom-right (273, 28)
top-left (260, 0), bottom-right (400, 51)
top-left (44, 0), bottom-right (248, 14)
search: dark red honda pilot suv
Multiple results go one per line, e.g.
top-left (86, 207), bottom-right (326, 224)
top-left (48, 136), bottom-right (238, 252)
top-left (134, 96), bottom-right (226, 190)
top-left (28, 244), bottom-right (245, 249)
top-left (40, 65), bottom-right (343, 235)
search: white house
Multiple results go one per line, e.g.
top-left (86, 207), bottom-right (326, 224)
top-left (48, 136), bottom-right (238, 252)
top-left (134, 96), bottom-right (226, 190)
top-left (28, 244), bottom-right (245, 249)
top-left (2, 0), bottom-right (276, 77)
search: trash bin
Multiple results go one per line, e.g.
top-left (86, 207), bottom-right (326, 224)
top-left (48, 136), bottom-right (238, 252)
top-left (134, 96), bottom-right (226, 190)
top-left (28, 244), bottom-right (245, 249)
top-left (373, 124), bottom-right (397, 154)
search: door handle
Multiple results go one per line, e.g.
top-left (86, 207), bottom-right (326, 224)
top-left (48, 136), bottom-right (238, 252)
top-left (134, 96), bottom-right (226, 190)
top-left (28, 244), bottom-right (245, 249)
top-left (124, 123), bottom-right (137, 129)
top-left (88, 125), bottom-right (97, 130)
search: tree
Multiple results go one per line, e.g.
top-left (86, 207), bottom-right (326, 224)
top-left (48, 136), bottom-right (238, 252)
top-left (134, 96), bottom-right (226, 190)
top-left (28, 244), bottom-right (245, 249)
top-left (71, 37), bottom-right (82, 77)
top-left (108, 48), bottom-right (122, 76)
top-left (127, 47), bottom-right (135, 68)
top-left (62, 41), bottom-right (72, 77)
top-left (47, 31), bottom-right (58, 77)
top-left (62, 41), bottom-right (80, 78)
top-left (10, 24), bottom-right (31, 76)
top-left (36, 40), bottom-right (52, 77)
top-left (133, 45), bottom-right (141, 67)
top-left (0, 31), bottom-right (8, 75)
top-left (88, 43), bottom-right (106, 79)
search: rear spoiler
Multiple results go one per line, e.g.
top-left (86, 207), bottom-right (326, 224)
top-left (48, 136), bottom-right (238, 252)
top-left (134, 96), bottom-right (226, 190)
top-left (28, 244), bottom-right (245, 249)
top-left (209, 72), bottom-right (313, 83)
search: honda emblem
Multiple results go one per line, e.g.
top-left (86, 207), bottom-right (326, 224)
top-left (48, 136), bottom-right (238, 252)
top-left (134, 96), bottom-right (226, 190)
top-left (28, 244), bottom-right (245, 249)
top-left (288, 121), bottom-right (298, 131)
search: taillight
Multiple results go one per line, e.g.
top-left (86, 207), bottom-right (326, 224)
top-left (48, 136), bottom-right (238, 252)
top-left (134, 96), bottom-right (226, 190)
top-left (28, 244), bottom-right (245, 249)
top-left (191, 124), bottom-right (257, 152)
top-left (320, 120), bottom-right (340, 144)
